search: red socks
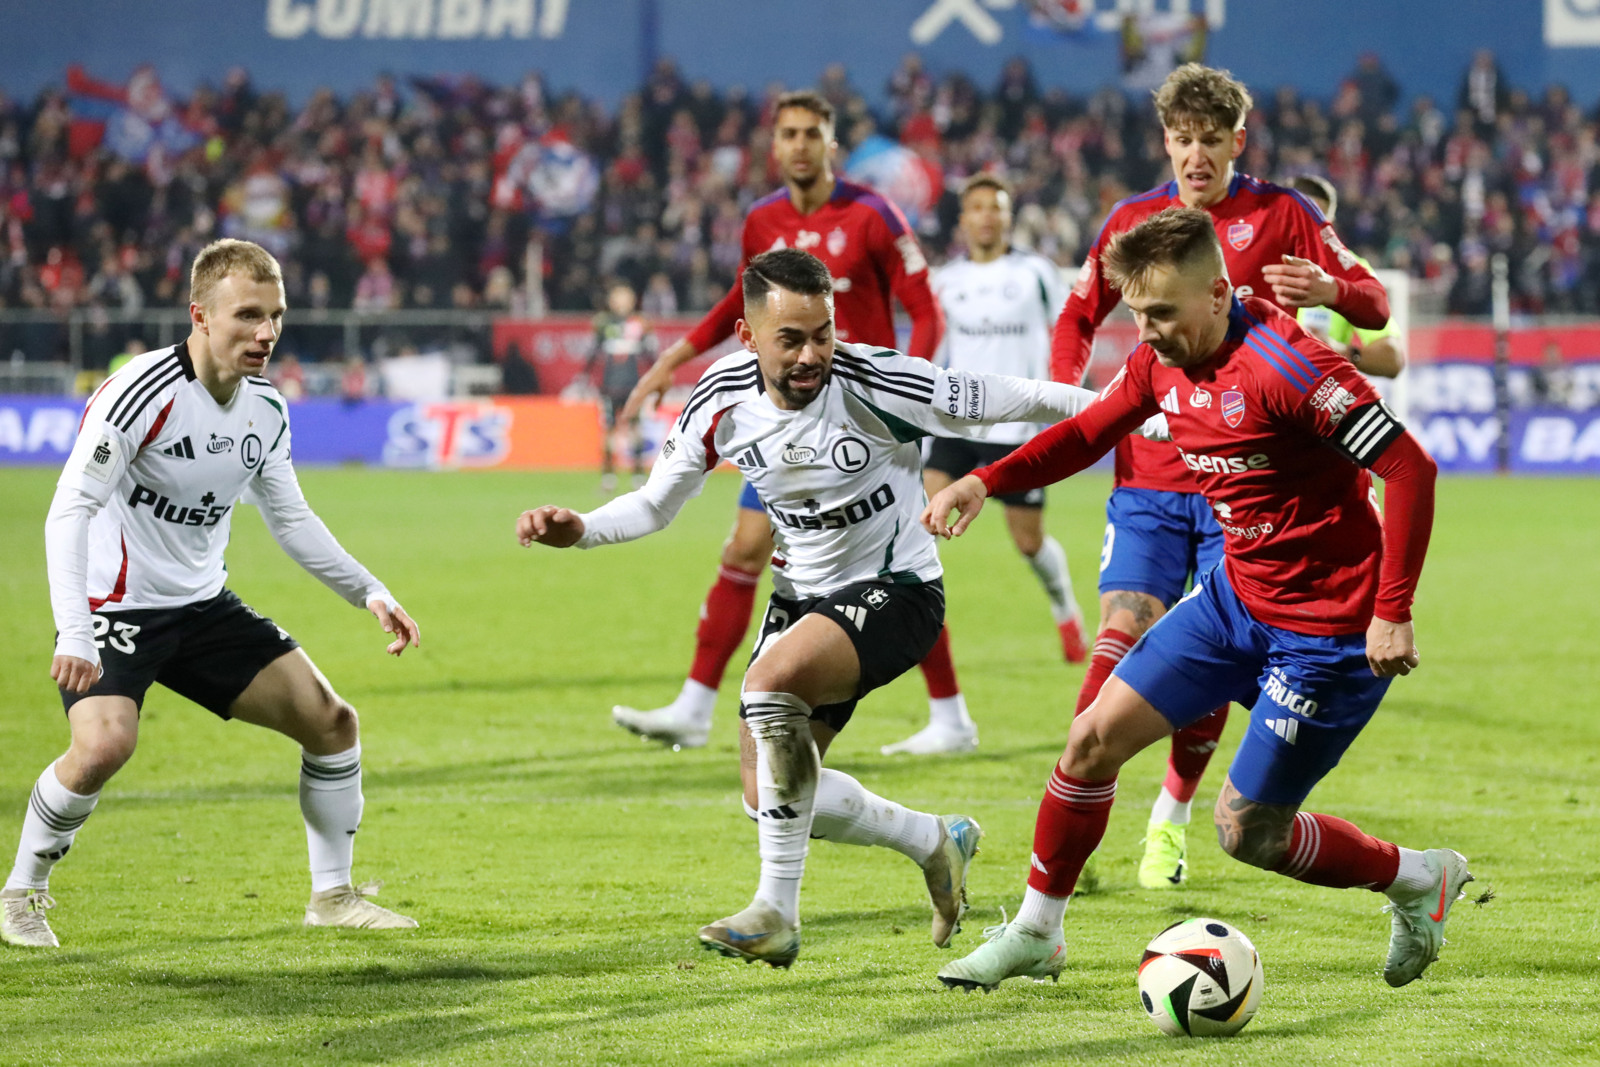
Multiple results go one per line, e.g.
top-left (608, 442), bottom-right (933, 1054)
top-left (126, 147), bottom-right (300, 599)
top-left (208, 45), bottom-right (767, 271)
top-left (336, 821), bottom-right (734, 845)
top-left (917, 625), bottom-right (961, 700)
top-left (1274, 811), bottom-right (1400, 890)
top-left (1026, 769), bottom-right (1118, 897)
top-left (688, 565), bottom-right (761, 689)
top-left (1164, 705), bottom-right (1229, 801)
top-left (1074, 628), bottom-right (1135, 716)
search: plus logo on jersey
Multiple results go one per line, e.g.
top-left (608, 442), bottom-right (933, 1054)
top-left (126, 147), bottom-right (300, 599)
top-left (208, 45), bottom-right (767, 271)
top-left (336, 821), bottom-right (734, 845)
top-left (1221, 390), bottom-right (1246, 427)
top-left (1227, 222), bottom-right (1254, 250)
top-left (127, 483), bottom-right (231, 526)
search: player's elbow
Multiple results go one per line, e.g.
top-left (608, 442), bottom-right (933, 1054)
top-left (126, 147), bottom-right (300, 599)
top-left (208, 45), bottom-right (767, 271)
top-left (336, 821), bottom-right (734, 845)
top-left (1360, 338), bottom-right (1406, 378)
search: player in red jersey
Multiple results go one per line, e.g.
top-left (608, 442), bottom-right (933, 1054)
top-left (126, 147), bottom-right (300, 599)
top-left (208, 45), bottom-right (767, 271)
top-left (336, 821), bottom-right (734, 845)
top-left (612, 90), bottom-right (957, 749)
top-left (1053, 65), bottom-right (1392, 891)
top-left (926, 208), bottom-right (1472, 993)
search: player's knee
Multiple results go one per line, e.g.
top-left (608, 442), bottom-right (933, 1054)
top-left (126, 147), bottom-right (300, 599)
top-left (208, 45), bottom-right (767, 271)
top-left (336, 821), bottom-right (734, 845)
top-left (72, 724), bottom-right (136, 783)
top-left (1060, 715), bottom-right (1119, 779)
top-left (325, 698), bottom-right (359, 745)
top-left (721, 536), bottom-right (768, 573)
top-left (1011, 526), bottom-right (1043, 558)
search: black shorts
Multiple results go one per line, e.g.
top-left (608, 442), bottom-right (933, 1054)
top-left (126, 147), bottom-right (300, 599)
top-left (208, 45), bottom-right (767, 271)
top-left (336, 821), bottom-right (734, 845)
top-left (61, 588), bottom-right (300, 718)
top-left (741, 579), bottom-right (946, 732)
top-left (925, 436), bottom-right (1044, 508)
top-left (600, 394), bottom-right (639, 431)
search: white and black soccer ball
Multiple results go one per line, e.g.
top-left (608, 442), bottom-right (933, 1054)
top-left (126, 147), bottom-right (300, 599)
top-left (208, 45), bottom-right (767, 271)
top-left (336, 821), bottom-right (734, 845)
top-left (1137, 918), bottom-right (1264, 1037)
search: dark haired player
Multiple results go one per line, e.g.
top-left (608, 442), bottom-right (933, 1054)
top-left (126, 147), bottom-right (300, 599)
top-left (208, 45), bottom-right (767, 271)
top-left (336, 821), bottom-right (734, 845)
top-left (1053, 63), bottom-right (1393, 890)
top-left (612, 91), bottom-right (959, 751)
top-left (926, 208), bottom-right (1469, 993)
top-left (522, 248), bottom-right (1167, 967)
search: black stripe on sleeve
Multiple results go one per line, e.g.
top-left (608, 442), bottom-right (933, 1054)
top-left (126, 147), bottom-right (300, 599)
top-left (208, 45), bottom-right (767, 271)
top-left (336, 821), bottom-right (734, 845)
top-left (832, 366), bottom-right (938, 406)
top-left (678, 370), bottom-right (762, 429)
top-left (832, 352), bottom-right (936, 397)
top-left (112, 365), bottom-right (185, 432)
top-left (1330, 400), bottom-right (1405, 467)
top-left (105, 355), bottom-right (179, 428)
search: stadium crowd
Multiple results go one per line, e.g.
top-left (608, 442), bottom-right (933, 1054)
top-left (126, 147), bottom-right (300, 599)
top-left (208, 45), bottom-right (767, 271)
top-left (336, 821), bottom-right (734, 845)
top-left (1, 47), bottom-right (1598, 360)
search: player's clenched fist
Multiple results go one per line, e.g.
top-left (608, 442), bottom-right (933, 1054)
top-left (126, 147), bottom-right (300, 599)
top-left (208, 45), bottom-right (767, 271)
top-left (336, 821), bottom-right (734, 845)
top-left (1365, 616), bottom-right (1420, 678)
top-left (921, 474), bottom-right (989, 540)
top-left (517, 506), bottom-right (586, 548)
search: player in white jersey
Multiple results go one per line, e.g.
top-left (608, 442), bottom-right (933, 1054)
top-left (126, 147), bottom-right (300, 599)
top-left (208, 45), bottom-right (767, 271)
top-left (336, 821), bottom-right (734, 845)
top-left (518, 248), bottom-right (1168, 967)
top-left (883, 174), bottom-right (1091, 757)
top-left (1, 240), bottom-right (421, 949)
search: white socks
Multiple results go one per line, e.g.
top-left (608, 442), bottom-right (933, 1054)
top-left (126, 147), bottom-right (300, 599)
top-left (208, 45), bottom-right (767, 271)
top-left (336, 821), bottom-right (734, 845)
top-left (1025, 535), bottom-right (1076, 624)
top-left (300, 743), bottom-right (363, 893)
top-left (807, 769), bottom-right (942, 863)
top-left (742, 692), bottom-right (820, 926)
top-left (670, 679), bottom-right (717, 724)
top-left (928, 694), bottom-right (974, 733)
top-left (1015, 886), bottom-right (1069, 935)
top-left (1149, 785), bottom-right (1192, 826)
top-left (6, 760), bottom-right (100, 892)
top-left (1386, 847), bottom-right (1434, 900)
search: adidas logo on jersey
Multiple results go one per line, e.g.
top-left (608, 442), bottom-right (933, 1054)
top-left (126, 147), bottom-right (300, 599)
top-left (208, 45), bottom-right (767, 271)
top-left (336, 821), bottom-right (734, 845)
top-left (732, 445), bottom-right (768, 471)
top-left (160, 436), bottom-right (196, 459)
top-left (1160, 387), bottom-right (1181, 415)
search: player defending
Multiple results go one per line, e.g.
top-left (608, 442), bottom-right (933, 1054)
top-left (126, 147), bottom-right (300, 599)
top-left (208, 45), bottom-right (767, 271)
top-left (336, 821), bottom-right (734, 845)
top-left (611, 91), bottom-right (962, 751)
top-left (1289, 176), bottom-right (1407, 378)
top-left (520, 248), bottom-right (1165, 967)
top-left (883, 174), bottom-right (1088, 757)
top-left (926, 209), bottom-right (1470, 992)
top-left (587, 280), bottom-right (657, 491)
top-left (2, 240), bottom-right (421, 949)
top-left (1053, 64), bottom-right (1393, 891)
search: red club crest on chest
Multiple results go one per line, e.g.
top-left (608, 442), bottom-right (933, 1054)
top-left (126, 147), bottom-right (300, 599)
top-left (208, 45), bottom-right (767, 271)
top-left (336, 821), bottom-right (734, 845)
top-left (1221, 389), bottom-right (1246, 427)
top-left (1227, 221), bottom-right (1254, 250)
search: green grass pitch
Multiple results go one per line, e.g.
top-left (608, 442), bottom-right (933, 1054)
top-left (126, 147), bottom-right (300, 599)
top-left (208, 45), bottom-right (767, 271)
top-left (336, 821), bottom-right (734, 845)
top-left (1, 467), bottom-right (1596, 1065)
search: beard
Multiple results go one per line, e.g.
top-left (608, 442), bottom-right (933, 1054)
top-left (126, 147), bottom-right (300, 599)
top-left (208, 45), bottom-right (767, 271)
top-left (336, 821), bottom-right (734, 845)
top-left (772, 363), bottom-right (830, 407)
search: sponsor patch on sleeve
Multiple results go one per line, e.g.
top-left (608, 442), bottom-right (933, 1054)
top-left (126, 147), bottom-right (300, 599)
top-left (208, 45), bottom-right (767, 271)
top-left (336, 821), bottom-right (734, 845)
top-left (83, 432), bottom-right (120, 483)
top-left (941, 372), bottom-right (987, 420)
top-left (1309, 375), bottom-right (1359, 426)
top-left (895, 234), bottom-right (928, 275)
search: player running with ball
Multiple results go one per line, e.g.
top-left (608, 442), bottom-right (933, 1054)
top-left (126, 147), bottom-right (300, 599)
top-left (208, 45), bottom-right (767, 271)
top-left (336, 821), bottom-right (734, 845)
top-left (520, 248), bottom-right (1169, 967)
top-left (2, 240), bottom-right (420, 949)
top-left (926, 209), bottom-right (1472, 992)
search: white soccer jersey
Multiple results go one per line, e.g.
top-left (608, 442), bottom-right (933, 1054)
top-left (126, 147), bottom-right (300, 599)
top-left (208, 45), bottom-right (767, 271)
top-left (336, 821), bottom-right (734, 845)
top-left (932, 251), bottom-right (1066, 444)
top-left (47, 342), bottom-right (390, 665)
top-left (574, 341), bottom-right (1114, 600)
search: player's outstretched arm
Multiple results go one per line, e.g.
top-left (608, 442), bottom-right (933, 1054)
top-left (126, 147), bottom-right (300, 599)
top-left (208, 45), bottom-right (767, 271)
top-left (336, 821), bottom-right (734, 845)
top-left (921, 474), bottom-right (989, 540)
top-left (517, 506), bottom-right (586, 548)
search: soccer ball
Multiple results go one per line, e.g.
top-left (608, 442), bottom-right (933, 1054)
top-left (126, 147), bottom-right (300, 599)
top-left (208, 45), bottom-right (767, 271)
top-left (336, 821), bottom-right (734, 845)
top-left (1136, 918), bottom-right (1264, 1037)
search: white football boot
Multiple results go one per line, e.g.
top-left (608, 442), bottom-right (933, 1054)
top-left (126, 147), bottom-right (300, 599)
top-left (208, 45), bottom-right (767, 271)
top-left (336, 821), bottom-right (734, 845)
top-left (697, 902), bottom-right (800, 968)
top-left (880, 723), bottom-right (978, 757)
top-left (1, 889), bottom-right (60, 948)
top-left (1382, 848), bottom-right (1473, 987)
top-left (922, 814), bottom-right (983, 947)
top-left (611, 704), bottom-right (711, 750)
top-left (937, 914), bottom-right (1067, 992)
top-left (305, 882), bottom-right (418, 929)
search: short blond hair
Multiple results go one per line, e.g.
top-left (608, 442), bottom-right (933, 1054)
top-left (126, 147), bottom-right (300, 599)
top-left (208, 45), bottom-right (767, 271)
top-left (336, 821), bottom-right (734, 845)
top-left (189, 239), bottom-right (283, 308)
top-left (1153, 63), bottom-right (1253, 134)
top-left (1101, 207), bottom-right (1225, 296)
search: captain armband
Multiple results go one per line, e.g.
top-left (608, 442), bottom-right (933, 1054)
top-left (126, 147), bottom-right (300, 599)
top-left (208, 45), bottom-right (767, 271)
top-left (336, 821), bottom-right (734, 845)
top-left (1328, 400), bottom-right (1404, 467)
